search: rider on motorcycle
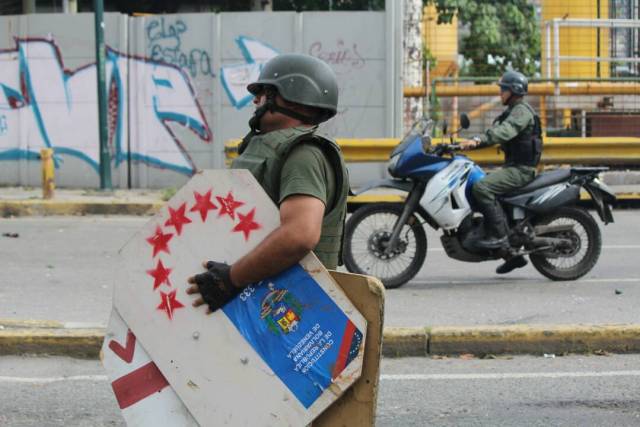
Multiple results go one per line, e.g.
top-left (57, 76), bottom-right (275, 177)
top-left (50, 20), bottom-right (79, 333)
top-left (460, 70), bottom-right (543, 274)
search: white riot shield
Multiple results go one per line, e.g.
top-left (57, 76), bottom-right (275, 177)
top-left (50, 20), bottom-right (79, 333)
top-left (103, 170), bottom-right (366, 427)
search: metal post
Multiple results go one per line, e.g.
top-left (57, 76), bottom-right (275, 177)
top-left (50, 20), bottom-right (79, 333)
top-left (41, 148), bottom-right (55, 199)
top-left (553, 19), bottom-right (561, 134)
top-left (553, 19), bottom-right (561, 81)
top-left (22, 0), bottom-right (36, 13)
top-left (94, 0), bottom-right (112, 190)
top-left (430, 78), bottom-right (438, 121)
top-left (540, 96), bottom-right (547, 137)
top-left (385, 0), bottom-right (403, 138)
top-left (545, 22), bottom-right (552, 79)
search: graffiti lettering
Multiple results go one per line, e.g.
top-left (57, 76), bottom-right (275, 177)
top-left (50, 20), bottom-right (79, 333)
top-left (308, 39), bottom-right (365, 74)
top-left (146, 17), bottom-right (214, 79)
top-left (219, 36), bottom-right (279, 109)
top-left (146, 18), bottom-right (187, 43)
top-left (0, 39), bottom-right (211, 175)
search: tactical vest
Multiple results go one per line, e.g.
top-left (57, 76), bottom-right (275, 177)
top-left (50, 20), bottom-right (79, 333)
top-left (495, 102), bottom-right (542, 167)
top-left (231, 126), bottom-right (349, 269)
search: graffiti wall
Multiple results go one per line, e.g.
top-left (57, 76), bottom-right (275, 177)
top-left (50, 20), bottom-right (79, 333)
top-left (0, 11), bottom-right (400, 188)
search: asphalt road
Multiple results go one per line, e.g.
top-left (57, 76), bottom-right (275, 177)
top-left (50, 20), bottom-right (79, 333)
top-left (1, 354), bottom-right (639, 426)
top-left (0, 210), bottom-right (639, 327)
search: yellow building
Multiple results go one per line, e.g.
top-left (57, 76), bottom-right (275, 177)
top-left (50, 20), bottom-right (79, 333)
top-left (422, 4), bottom-right (458, 78)
top-left (541, 0), bottom-right (610, 78)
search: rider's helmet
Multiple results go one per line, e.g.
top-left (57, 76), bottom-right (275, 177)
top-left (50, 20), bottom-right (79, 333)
top-left (497, 70), bottom-right (528, 96)
top-left (247, 53), bottom-right (339, 124)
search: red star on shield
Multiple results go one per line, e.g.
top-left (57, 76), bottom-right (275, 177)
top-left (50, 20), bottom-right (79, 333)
top-left (216, 191), bottom-right (244, 220)
top-left (164, 203), bottom-right (192, 235)
top-left (146, 259), bottom-right (172, 290)
top-left (190, 190), bottom-right (217, 222)
top-left (157, 289), bottom-right (184, 320)
top-left (146, 226), bottom-right (173, 258)
top-left (232, 208), bottom-right (261, 241)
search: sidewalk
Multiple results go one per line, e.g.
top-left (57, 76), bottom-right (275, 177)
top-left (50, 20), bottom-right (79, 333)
top-left (0, 187), bottom-right (165, 217)
top-left (1, 170), bottom-right (640, 217)
top-left (1, 172), bottom-right (639, 358)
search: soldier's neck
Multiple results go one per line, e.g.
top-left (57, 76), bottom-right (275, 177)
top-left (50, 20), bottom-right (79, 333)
top-left (508, 97), bottom-right (524, 108)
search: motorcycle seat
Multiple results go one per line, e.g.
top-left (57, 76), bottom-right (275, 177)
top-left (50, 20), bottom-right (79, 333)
top-left (504, 168), bottom-right (571, 196)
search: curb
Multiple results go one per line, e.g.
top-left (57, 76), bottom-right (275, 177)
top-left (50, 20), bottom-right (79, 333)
top-left (0, 200), bottom-right (163, 217)
top-left (0, 328), bottom-right (104, 359)
top-left (2, 321), bottom-right (640, 359)
top-left (383, 324), bottom-right (640, 357)
top-left (2, 192), bottom-right (640, 217)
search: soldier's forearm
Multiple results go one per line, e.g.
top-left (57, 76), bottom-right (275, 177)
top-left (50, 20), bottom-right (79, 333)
top-left (229, 225), bottom-right (313, 287)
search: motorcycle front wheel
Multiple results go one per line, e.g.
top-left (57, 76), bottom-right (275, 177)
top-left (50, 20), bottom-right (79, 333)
top-left (530, 206), bottom-right (602, 281)
top-left (343, 204), bottom-right (427, 289)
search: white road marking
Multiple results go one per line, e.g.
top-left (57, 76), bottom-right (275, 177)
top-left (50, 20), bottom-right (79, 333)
top-left (381, 370), bottom-right (640, 381)
top-left (0, 375), bottom-right (108, 384)
top-left (428, 245), bottom-right (640, 253)
top-left (412, 277), bottom-right (640, 285)
top-left (4, 370), bottom-right (640, 384)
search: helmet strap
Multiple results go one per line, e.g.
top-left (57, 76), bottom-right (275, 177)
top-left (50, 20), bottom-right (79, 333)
top-left (249, 89), bottom-right (319, 133)
top-left (248, 103), bottom-right (269, 133)
top-left (505, 92), bottom-right (513, 104)
top-left (269, 103), bottom-right (317, 124)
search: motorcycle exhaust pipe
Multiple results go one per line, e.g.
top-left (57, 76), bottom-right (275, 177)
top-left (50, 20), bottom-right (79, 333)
top-left (534, 224), bottom-right (574, 235)
top-left (531, 236), bottom-right (573, 248)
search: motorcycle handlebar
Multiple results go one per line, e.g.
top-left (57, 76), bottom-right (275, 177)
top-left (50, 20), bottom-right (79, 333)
top-left (430, 143), bottom-right (461, 156)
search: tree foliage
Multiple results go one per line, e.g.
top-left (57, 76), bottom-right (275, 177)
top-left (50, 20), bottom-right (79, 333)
top-left (273, 0), bottom-right (384, 11)
top-left (425, 0), bottom-right (540, 77)
top-left (95, 0), bottom-right (384, 14)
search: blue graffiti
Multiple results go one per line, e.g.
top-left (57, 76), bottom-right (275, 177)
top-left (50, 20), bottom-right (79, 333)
top-left (0, 39), bottom-right (211, 176)
top-left (146, 17), bottom-right (215, 79)
top-left (220, 36), bottom-right (280, 109)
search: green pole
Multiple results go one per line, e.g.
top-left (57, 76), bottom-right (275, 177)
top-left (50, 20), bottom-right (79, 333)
top-left (94, 0), bottom-right (111, 190)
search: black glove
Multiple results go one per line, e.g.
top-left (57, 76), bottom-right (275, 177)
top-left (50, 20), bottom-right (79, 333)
top-left (193, 261), bottom-right (241, 312)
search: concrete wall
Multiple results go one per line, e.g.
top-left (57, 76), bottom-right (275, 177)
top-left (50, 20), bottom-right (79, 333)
top-left (0, 10), bottom-right (401, 188)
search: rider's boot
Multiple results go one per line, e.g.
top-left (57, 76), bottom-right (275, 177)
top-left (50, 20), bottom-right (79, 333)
top-left (476, 203), bottom-right (508, 249)
top-left (496, 255), bottom-right (528, 274)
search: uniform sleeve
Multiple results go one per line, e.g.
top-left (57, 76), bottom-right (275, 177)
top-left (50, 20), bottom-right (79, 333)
top-left (278, 144), bottom-right (331, 206)
top-left (478, 105), bottom-right (533, 146)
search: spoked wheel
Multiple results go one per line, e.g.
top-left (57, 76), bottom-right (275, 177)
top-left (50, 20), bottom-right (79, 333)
top-left (343, 204), bottom-right (427, 289)
top-left (530, 206), bottom-right (601, 281)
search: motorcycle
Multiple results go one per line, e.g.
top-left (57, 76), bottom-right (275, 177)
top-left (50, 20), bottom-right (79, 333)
top-left (343, 115), bottom-right (617, 289)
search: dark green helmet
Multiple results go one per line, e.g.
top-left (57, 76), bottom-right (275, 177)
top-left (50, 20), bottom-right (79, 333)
top-left (498, 70), bottom-right (528, 96)
top-left (247, 53), bottom-right (339, 121)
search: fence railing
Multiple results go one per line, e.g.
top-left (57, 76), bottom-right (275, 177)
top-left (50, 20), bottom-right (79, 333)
top-left (225, 137), bottom-right (640, 166)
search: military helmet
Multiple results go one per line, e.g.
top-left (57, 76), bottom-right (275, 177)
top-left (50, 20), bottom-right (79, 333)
top-left (247, 53), bottom-right (339, 121)
top-left (497, 70), bottom-right (528, 96)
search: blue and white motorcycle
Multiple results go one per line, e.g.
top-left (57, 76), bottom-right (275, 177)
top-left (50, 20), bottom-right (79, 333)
top-left (343, 115), bottom-right (616, 288)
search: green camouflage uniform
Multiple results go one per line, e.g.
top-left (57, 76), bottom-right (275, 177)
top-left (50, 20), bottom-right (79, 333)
top-left (231, 126), bottom-right (349, 269)
top-left (472, 99), bottom-right (537, 205)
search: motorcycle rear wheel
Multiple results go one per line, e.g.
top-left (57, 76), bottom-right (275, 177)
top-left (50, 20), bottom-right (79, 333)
top-left (530, 206), bottom-right (602, 281)
top-left (343, 204), bottom-right (427, 289)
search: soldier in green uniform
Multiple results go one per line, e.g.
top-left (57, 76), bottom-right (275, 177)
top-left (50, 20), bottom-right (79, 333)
top-left (186, 53), bottom-right (349, 312)
top-left (460, 70), bottom-right (542, 274)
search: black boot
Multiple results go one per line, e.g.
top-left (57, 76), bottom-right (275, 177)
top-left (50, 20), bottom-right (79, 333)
top-left (476, 202), bottom-right (508, 249)
top-left (496, 255), bottom-right (528, 274)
